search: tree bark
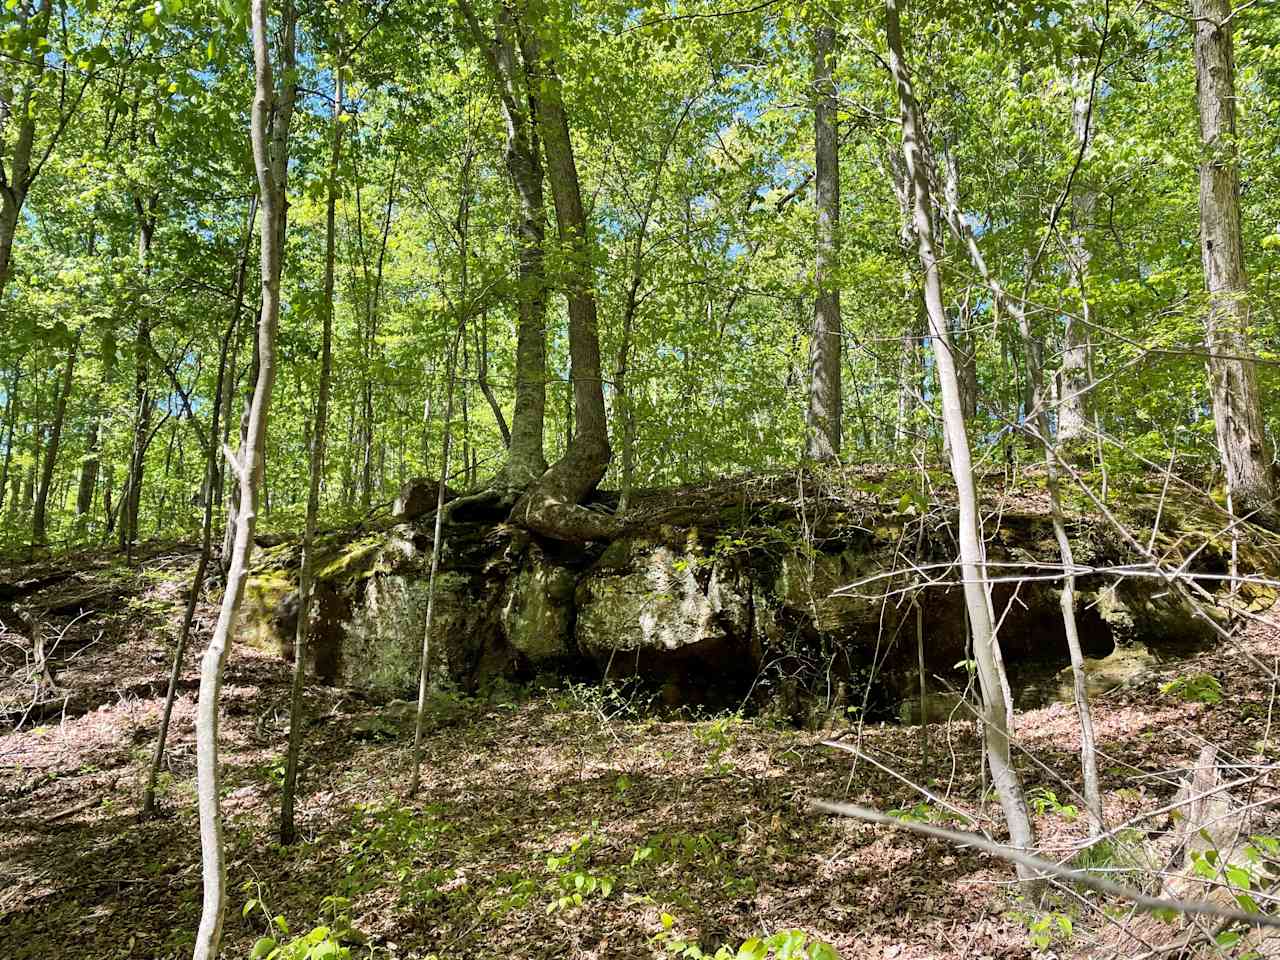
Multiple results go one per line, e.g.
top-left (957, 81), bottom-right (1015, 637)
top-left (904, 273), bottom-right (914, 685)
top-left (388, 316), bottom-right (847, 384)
top-left (0, 0), bottom-right (53, 302)
top-left (1057, 72), bottom-right (1095, 455)
top-left (280, 66), bottom-right (342, 846)
top-left (806, 21), bottom-right (841, 461)
top-left (0, 365), bottom-right (21, 515)
top-left (33, 333), bottom-right (78, 544)
top-left (457, 0), bottom-right (548, 494)
top-left (191, 0), bottom-right (295, 953)
top-left (215, 197), bottom-right (259, 535)
top-left (1192, 0), bottom-right (1275, 528)
top-left (506, 5), bottom-right (621, 541)
top-left (884, 0), bottom-right (1037, 879)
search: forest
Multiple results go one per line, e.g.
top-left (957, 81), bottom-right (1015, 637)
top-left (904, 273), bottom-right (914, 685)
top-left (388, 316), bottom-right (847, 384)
top-left (4, 0), bottom-right (1280, 955)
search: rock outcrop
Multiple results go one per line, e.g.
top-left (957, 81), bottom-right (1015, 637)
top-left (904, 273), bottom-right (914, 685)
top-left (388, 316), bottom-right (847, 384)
top-left (242, 470), bottom-right (1280, 721)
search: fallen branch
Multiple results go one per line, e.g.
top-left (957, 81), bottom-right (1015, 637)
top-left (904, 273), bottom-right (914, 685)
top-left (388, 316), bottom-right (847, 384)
top-left (810, 798), bottom-right (1280, 929)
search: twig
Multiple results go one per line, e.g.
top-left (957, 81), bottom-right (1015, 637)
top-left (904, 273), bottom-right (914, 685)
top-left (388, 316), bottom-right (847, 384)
top-left (811, 799), bottom-right (1280, 928)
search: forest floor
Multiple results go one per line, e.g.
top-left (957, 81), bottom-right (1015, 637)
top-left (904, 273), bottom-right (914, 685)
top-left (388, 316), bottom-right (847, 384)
top-left (1, 542), bottom-right (1279, 959)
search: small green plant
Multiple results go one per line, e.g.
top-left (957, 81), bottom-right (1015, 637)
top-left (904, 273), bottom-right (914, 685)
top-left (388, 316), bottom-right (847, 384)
top-left (653, 914), bottom-right (838, 960)
top-left (339, 802), bottom-right (452, 905)
top-left (693, 716), bottom-right (741, 774)
top-left (544, 826), bottom-right (616, 913)
top-left (1028, 787), bottom-right (1079, 821)
top-left (242, 888), bottom-right (366, 960)
top-left (557, 677), bottom-right (657, 722)
top-left (1189, 834), bottom-right (1280, 916)
top-left (1160, 673), bottom-right (1223, 704)
top-left (1022, 910), bottom-right (1073, 950)
top-left (888, 801), bottom-right (940, 824)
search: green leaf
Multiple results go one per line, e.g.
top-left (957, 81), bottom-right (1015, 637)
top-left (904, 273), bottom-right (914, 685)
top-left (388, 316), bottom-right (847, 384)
top-left (250, 937), bottom-right (277, 960)
top-left (1225, 865), bottom-right (1252, 888)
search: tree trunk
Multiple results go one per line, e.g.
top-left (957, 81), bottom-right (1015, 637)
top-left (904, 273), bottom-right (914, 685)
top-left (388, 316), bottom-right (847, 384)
top-left (33, 334), bottom-right (78, 544)
top-left (806, 21), bottom-right (841, 461)
top-left (280, 67), bottom-right (342, 846)
top-left (883, 0), bottom-right (1037, 879)
top-left (215, 197), bottom-right (259, 534)
top-left (192, 0), bottom-right (294, 953)
top-left (76, 336), bottom-right (111, 521)
top-left (119, 193), bottom-right (159, 554)
top-left (0, 0), bottom-right (53, 302)
top-left (1058, 72), bottom-right (1095, 456)
top-left (0, 195), bottom-right (19, 302)
top-left (1193, 0), bottom-right (1275, 528)
top-left (508, 11), bottom-right (620, 542)
top-left (0, 365), bottom-right (22, 516)
top-left (476, 309), bottom-right (512, 449)
top-left (457, 0), bottom-right (548, 494)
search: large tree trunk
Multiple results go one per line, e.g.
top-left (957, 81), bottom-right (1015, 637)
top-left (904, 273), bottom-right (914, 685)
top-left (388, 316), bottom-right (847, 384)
top-left (191, 0), bottom-right (295, 953)
top-left (883, 0), bottom-right (1037, 880)
top-left (1193, 0), bottom-right (1275, 528)
top-left (806, 21), bottom-right (841, 461)
top-left (32, 334), bottom-right (78, 544)
top-left (0, 196), bottom-right (20, 301)
top-left (507, 12), bottom-right (620, 541)
top-left (457, 0), bottom-right (548, 496)
top-left (0, 0), bottom-right (52, 302)
top-left (1058, 72), bottom-right (1095, 456)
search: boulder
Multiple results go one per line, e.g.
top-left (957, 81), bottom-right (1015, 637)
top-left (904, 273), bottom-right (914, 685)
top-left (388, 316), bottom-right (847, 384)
top-left (1055, 641), bottom-right (1155, 701)
top-left (576, 537), bottom-right (750, 655)
top-left (341, 570), bottom-right (506, 696)
top-left (392, 477), bottom-right (460, 522)
top-left (501, 549), bottom-right (576, 663)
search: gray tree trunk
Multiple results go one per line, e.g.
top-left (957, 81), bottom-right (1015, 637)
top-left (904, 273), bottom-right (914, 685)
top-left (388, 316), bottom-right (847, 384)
top-left (33, 334), bottom-right (78, 544)
top-left (191, 0), bottom-right (295, 953)
top-left (1193, 0), bottom-right (1276, 528)
top-left (457, 0), bottom-right (548, 494)
top-left (507, 11), bottom-right (620, 541)
top-left (884, 0), bottom-right (1037, 880)
top-left (806, 22), bottom-right (842, 461)
top-left (1058, 72), bottom-right (1095, 455)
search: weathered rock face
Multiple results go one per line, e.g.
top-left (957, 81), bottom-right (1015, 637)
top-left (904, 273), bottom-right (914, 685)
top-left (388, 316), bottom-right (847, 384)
top-left (392, 477), bottom-right (460, 522)
top-left (244, 472), bottom-right (1280, 720)
top-left (501, 547), bottom-right (576, 664)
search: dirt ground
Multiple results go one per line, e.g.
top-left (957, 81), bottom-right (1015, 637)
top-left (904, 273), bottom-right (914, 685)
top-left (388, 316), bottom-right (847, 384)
top-left (2, 544), bottom-right (1278, 959)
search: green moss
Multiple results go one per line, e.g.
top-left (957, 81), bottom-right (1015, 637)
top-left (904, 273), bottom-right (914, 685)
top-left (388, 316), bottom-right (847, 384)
top-left (242, 572), bottom-right (293, 653)
top-left (316, 536), bottom-right (382, 583)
